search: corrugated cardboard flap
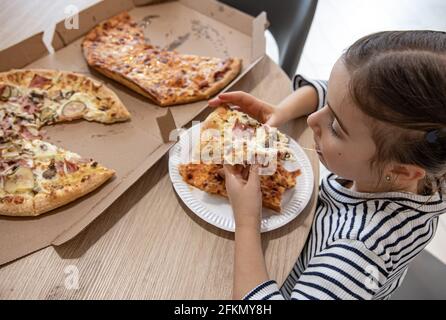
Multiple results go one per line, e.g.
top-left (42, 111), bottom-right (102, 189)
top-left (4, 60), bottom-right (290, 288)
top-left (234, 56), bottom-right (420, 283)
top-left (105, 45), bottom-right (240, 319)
top-left (0, 32), bottom-right (49, 72)
top-left (53, 0), bottom-right (135, 47)
top-left (179, 0), bottom-right (253, 35)
top-left (156, 108), bottom-right (177, 143)
top-left (178, 0), bottom-right (267, 63)
top-left (251, 12), bottom-right (267, 63)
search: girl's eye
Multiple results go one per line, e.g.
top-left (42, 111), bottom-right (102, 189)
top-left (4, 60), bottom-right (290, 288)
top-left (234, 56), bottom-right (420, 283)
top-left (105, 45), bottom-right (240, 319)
top-left (328, 120), bottom-right (340, 137)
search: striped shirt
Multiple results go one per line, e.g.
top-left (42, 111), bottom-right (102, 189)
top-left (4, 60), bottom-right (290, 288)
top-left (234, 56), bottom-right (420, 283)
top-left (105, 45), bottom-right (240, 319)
top-left (243, 75), bottom-right (446, 300)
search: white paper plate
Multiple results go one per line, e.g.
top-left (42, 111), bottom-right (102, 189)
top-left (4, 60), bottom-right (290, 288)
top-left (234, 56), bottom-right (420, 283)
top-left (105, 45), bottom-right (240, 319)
top-left (168, 125), bottom-right (314, 232)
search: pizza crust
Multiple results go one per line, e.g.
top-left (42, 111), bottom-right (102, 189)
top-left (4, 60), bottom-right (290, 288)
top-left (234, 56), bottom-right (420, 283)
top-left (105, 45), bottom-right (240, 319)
top-left (198, 59), bottom-right (242, 100)
top-left (0, 69), bottom-right (125, 217)
top-left (263, 200), bottom-right (281, 213)
top-left (33, 168), bottom-right (115, 216)
top-left (0, 195), bottom-right (34, 217)
top-left (88, 60), bottom-right (241, 107)
top-left (155, 58), bottom-right (242, 107)
top-left (201, 106), bottom-right (229, 130)
top-left (179, 163), bottom-right (299, 213)
top-left (0, 167), bottom-right (115, 217)
top-left (0, 69), bottom-right (130, 123)
top-left (88, 64), bottom-right (163, 105)
top-left (0, 68), bottom-right (56, 86)
top-left (82, 12), bottom-right (242, 107)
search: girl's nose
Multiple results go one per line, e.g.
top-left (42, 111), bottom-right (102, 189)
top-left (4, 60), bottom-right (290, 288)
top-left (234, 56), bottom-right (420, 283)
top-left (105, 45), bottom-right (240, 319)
top-left (307, 111), bottom-right (321, 137)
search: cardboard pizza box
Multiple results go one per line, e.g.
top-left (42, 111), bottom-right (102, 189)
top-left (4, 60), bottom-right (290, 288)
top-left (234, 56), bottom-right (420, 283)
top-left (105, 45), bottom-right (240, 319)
top-left (0, 0), bottom-right (267, 265)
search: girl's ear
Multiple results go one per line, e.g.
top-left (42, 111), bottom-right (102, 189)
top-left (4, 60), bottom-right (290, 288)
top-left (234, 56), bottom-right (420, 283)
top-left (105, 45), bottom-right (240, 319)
top-left (389, 164), bottom-right (426, 183)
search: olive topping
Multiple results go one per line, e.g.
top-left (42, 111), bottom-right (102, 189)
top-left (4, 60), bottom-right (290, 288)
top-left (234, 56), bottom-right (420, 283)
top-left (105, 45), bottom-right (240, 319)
top-left (30, 91), bottom-right (44, 103)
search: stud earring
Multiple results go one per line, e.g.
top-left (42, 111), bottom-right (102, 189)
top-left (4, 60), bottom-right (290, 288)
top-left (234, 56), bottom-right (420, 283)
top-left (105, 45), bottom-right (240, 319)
top-left (385, 175), bottom-right (391, 182)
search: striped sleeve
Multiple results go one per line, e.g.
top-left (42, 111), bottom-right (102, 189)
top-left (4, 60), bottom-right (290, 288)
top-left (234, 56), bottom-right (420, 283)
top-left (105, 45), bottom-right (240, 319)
top-left (243, 239), bottom-right (388, 300)
top-left (293, 74), bottom-right (328, 111)
top-left (291, 239), bottom-right (389, 300)
top-left (243, 280), bottom-right (285, 300)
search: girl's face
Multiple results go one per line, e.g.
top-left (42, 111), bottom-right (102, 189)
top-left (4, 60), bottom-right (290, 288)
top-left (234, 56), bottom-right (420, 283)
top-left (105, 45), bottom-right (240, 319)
top-left (307, 58), bottom-right (379, 191)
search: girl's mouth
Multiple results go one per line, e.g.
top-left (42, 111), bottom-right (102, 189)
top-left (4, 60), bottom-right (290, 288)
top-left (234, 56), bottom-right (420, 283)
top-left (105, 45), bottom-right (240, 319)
top-left (314, 144), bottom-right (322, 155)
top-left (315, 144), bottom-right (325, 162)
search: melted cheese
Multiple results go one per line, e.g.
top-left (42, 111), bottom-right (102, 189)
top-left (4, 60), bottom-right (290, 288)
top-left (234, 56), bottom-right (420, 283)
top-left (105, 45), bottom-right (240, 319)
top-left (200, 109), bottom-right (295, 165)
top-left (22, 140), bottom-right (58, 160)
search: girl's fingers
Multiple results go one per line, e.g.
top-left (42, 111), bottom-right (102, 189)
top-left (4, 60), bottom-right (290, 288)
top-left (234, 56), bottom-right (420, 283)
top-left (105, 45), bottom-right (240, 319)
top-left (208, 96), bottom-right (224, 107)
top-left (208, 92), bottom-right (272, 123)
top-left (241, 166), bottom-right (250, 181)
top-left (217, 167), bottom-right (225, 179)
top-left (208, 93), bottom-right (240, 108)
top-left (247, 164), bottom-right (260, 188)
top-left (224, 165), bottom-right (246, 188)
top-left (265, 116), bottom-right (278, 127)
top-left (224, 164), bottom-right (238, 175)
top-left (223, 167), bottom-right (238, 195)
top-left (223, 164), bottom-right (233, 175)
top-left (223, 165), bottom-right (238, 184)
top-left (217, 91), bottom-right (258, 109)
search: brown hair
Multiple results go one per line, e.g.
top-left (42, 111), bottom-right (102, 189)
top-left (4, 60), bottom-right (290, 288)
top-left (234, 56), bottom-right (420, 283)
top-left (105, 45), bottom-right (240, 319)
top-left (342, 31), bottom-right (446, 194)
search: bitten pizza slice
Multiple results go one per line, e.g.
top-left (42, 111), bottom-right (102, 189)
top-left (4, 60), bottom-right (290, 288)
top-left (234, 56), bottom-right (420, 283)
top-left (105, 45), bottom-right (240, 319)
top-left (82, 12), bottom-right (242, 106)
top-left (198, 106), bottom-right (295, 165)
top-left (0, 139), bottom-right (114, 216)
top-left (179, 107), bottom-right (300, 213)
top-left (0, 69), bottom-right (128, 217)
top-left (0, 69), bottom-right (130, 130)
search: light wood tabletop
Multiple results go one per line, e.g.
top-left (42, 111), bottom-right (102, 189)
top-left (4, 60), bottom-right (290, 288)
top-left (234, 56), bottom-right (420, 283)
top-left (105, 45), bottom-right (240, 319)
top-left (0, 0), bottom-right (319, 299)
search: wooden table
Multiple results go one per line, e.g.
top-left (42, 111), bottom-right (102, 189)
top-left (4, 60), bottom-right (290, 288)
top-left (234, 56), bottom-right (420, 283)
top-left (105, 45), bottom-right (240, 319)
top-left (0, 0), bottom-right (319, 299)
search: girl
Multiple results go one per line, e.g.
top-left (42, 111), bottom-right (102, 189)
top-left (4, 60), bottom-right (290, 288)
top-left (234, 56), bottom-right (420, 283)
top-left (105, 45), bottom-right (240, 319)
top-left (208, 30), bottom-right (446, 300)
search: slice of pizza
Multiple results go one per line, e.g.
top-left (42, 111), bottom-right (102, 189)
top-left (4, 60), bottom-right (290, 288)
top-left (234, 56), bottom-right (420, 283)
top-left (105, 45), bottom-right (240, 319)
top-left (0, 69), bottom-right (130, 132)
top-left (179, 163), bottom-right (300, 212)
top-left (0, 139), bottom-right (114, 216)
top-left (198, 106), bottom-right (295, 165)
top-left (0, 69), bottom-right (129, 216)
top-left (179, 107), bottom-right (300, 213)
top-left (82, 12), bottom-right (242, 106)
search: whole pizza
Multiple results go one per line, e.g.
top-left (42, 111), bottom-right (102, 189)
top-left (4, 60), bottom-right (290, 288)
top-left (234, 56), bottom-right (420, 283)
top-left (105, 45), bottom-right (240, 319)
top-left (0, 69), bottom-right (131, 216)
top-left (82, 12), bottom-right (242, 106)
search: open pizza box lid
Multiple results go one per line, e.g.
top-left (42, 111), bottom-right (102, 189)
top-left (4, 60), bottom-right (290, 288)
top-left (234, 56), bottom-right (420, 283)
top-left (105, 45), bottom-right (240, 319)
top-left (0, 0), bottom-right (268, 266)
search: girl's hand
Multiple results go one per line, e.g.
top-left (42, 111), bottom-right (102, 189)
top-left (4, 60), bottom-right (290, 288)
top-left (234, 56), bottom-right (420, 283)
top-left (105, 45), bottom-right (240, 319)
top-left (209, 91), bottom-right (282, 127)
top-left (223, 164), bottom-right (262, 230)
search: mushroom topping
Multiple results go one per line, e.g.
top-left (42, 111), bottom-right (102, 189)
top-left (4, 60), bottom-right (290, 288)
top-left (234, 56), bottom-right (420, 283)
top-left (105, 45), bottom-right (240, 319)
top-left (0, 86), bottom-right (11, 101)
top-left (39, 107), bottom-right (57, 123)
top-left (42, 161), bottom-right (57, 180)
